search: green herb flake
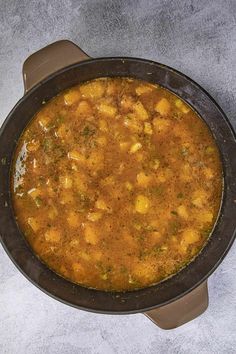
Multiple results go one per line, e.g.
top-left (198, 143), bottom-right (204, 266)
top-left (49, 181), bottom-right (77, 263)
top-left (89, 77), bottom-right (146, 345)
top-left (145, 225), bottom-right (158, 232)
top-left (172, 112), bottom-right (182, 120)
top-left (81, 125), bottom-right (96, 137)
top-left (56, 115), bottom-right (65, 124)
top-left (202, 227), bottom-right (212, 238)
top-left (205, 146), bottom-right (215, 154)
top-left (97, 263), bottom-right (113, 281)
top-left (125, 115), bottom-right (132, 121)
top-left (42, 138), bottom-right (54, 152)
top-left (138, 250), bottom-right (146, 260)
top-left (151, 185), bottom-right (164, 196)
top-left (120, 265), bottom-right (128, 274)
top-left (169, 220), bottom-right (180, 234)
top-left (153, 245), bottom-right (168, 255)
top-left (138, 234), bottom-right (145, 241)
top-left (38, 176), bottom-right (46, 183)
top-left (76, 193), bottom-right (91, 210)
top-left (177, 192), bottom-right (184, 199)
top-left (171, 210), bottom-right (178, 216)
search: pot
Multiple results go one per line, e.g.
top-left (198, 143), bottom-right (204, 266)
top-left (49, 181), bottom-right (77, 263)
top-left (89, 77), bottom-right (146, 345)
top-left (0, 40), bottom-right (235, 329)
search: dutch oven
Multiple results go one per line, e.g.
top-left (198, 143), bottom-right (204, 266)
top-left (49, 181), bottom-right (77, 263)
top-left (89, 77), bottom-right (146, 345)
top-left (0, 40), bottom-right (235, 329)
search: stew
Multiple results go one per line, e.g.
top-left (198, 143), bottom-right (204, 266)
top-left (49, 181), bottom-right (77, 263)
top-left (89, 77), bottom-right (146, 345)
top-left (12, 77), bottom-right (222, 291)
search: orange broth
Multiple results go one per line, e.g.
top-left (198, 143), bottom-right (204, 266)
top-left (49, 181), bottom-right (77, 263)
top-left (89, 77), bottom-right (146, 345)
top-left (12, 77), bottom-right (222, 291)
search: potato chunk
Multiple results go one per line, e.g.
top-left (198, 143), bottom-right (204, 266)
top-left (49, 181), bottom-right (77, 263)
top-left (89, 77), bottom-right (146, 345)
top-left (154, 98), bottom-right (170, 116)
top-left (129, 142), bottom-right (142, 154)
top-left (99, 119), bottom-right (108, 132)
top-left (132, 261), bottom-right (155, 281)
top-left (197, 211), bottom-right (213, 223)
top-left (86, 151), bottom-right (104, 171)
top-left (150, 159), bottom-right (160, 170)
top-left (95, 198), bottom-right (110, 211)
top-left (133, 101), bottom-right (149, 120)
top-left (136, 172), bottom-right (152, 187)
top-left (56, 124), bottom-right (72, 140)
top-left (125, 181), bottom-right (133, 191)
top-left (64, 90), bottom-right (81, 105)
top-left (45, 228), bottom-right (61, 242)
top-left (144, 122), bottom-right (153, 135)
top-left (135, 152), bottom-right (144, 162)
top-left (180, 163), bottom-right (192, 182)
top-left (175, 99), bottom-right (190, 113)
top-left (87, 212), bottom-right (102, 222)
top-left (38, 115), bottom-right (51, 131)
top-left (96, 135), bottom-right (107, 146)
top-left (59, 175), bottom-right (72, 189)
top-left (135, 84), bottom-right (153, 96)
top-left (177, 205), bottom-right (188, 219)
top-left (124, 114), bottom-right (143, 133)
top-left (28, 188), bottom-right (41, 199)
top-left (98, 103), bottom-right (117, 118)
top-left (76, 101), bottom-right (92, 116)
top-left (120, 95), bottom-right (134, 111)
top-left (27, 217), bottom-right (40, 232)
top-left (119, 141), bottom-right (130, 152)
top-left (181, 229), bottom-right (200, 245)
top-left (67, 211), bottom-right (81, 228)
top-left (73, 174), bottom-right (87, 192)
top-left (84, 224), bottom-right (98, 245)
top-left (79, 252), bottom-right (90, 261)
top-left (192, 189), bottom-right (208, 208)
top-left (148, 231), bottom-right (162, 246)
top-left (153, 117), bottom-right (170, 133)
top-left (48, 206), bottom-right (58, 220)
top-left (135, 195), bottom-right (150, 214)
top-left (60, 190), bottom-right (74, 205)
top-left (80, 81), bottom-right (105, 99)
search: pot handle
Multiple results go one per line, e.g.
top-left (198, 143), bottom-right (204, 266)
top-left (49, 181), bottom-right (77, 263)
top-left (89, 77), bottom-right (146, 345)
top-left (22, 40), bottom-right (90, 92)
top-left (144, 281), bottom-right (208, 329)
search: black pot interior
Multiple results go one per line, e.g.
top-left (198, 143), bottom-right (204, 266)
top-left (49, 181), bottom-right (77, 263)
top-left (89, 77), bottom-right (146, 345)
top-left (0, 58), bottom-right (236, 313)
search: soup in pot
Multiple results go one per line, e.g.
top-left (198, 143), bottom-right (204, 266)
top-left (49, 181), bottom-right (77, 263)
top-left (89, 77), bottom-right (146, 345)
top-left (12, 77), bottom-right (222, 291)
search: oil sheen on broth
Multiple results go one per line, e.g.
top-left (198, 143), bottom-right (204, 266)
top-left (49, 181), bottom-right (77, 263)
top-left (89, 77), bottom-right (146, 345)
top-left (12, 78), bottom-right (222, 291)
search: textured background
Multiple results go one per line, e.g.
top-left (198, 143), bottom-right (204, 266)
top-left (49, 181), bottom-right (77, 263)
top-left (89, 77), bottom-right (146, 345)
top-left (0, 0), bottom-right (236, 353)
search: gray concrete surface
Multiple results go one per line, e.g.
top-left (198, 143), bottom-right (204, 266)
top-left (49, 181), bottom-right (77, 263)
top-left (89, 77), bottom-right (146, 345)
top-left (0, 0), bottom-right (235, 353)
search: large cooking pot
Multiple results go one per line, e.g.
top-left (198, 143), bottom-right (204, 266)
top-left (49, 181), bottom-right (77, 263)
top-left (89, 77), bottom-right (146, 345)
top-left (0, 40), bottom-right (235, 329)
